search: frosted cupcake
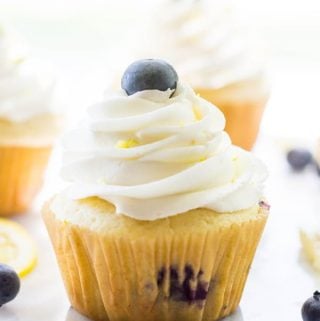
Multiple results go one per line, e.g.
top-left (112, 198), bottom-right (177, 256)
top-left (0, 25), bottom-right (62, 216)
top-left (141, 0), bottom-right (270, 150)
top-left (43, 59), bottom-right (269, 321)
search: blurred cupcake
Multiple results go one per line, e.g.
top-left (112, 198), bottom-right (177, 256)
top-left (141, 0), bottom-right (270, 150)
top-left (0, 25), bottom-right (63, 216)
top-left (43, 60), bottom-right (268, 321)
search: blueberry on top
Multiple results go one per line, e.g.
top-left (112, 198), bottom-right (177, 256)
top-left (0, 264), bottom-right (20, 307)
top-left (121, 59), bottom-right (178, 96)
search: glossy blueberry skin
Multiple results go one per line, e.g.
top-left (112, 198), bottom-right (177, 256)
top-left (121, 59), bottom-right (178, 96)
top-left (287, 149), bottom-right (313, 171)
top-left (0, 264), bottom-right (20, 307)
top-left (302, 291), bottom-right (320, 321)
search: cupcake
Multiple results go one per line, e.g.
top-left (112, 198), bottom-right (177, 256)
top-left (43, 59), bottom-right (269, 321)
top-left (140, 0), bottom-right (270, 150)
top-left (0, 25), bottom-right (62, 216)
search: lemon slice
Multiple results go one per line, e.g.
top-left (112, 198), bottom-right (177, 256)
top-left (300, 229), bottom-right (320, 271)
top-left (0, 218), bottom-right (37, 277)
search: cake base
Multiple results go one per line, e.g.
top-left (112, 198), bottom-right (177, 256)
top-left (43, 195), bottom-right (268, 321)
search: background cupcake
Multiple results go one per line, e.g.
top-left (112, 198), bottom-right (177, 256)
top-left (0, 24), bottom-right (63, 216)
top-left (139, 0), bottom-right (270, 150)
top-left (44, 60), bottom-right (268, 321)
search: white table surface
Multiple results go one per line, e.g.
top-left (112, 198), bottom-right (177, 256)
top-left (0, 137), bottom-right (319, 321)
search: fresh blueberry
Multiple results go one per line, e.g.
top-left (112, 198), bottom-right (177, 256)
top-left (121, 59), bottom-right (178, 96)
top-left (302, 291), bottom-right (320, 321)
top-left (0, 264), bottom-right (20, 307)
top-left (158, 265), bottom-right (208, 303)
top-left (287, 148), bottom-right (313, 171)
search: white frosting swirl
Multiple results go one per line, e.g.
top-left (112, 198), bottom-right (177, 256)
top-left (0, 25), bottom-right (57, 122)
top-left (144, 0), bottom-right (265, 89)
top-left (60, 83), bottom-right (267, 221)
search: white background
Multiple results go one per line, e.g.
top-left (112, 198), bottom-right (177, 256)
top-left (1, 0), bottom-right (320, 140)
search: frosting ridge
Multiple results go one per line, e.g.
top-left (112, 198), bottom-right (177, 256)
top-left (60, 83), bottom-right (267, 220)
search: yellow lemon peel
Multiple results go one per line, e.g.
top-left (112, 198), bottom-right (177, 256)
top-left (116, 139), bottom-right (139, 149)
top-left (193, 106), bottom-right (202, 121)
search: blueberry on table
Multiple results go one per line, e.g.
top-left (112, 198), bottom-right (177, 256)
top-left (0, 264), bottom-right (20, 307)
top-left (287, 148), bottom-right (313, 171)
top-left (121, 59), bottom-right (178, 96)
top-left (302, 291), bottom-right (320, 321)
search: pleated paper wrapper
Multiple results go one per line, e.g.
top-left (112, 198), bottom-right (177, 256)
top-left (196, 87), bottom-right (268, 150)
top-left (44, 200), bottom-right (268, 321)
top-left (0, 145), bottom-right (51, 216)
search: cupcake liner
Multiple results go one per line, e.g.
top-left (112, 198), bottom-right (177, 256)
top-left (195, 87), bottom-right (268, 150)
top-left (44, 201), bottom-right (267, 321)
top-left (0, 145), bottom-right (51, 216)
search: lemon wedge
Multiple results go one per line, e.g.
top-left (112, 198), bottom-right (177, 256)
top-left (0, 218), bottom-right (37, 277)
